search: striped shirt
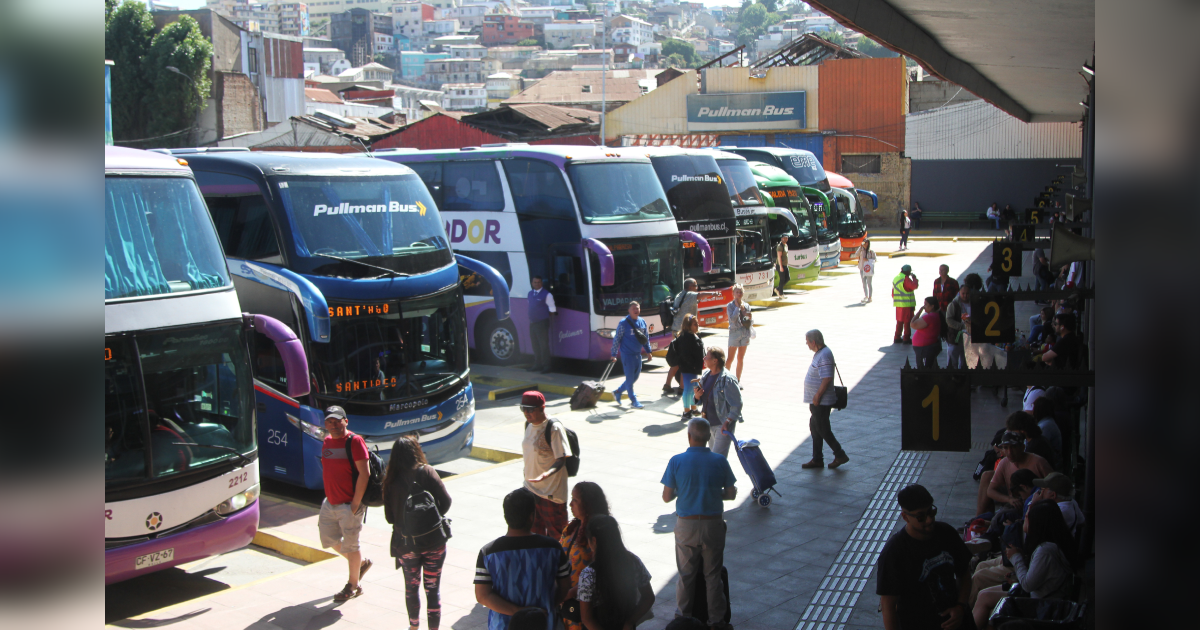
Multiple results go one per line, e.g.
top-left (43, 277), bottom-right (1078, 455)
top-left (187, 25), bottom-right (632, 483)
top-left (475, 534), bottom-right (570, 630)
top-left (804, 346), bottom-right (837, 406)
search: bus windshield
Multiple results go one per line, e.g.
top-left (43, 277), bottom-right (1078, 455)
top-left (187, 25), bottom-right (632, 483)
top-left (684, 238), bottom-right (734, 281)
top-left (648, 155), bottom-right (732, 224)
top-left (275, 174), bottom-right (452, 277)
top-left (736, 215), bottom-right (772, 270)
top-left (716, 159), bottom-right (763, 208)
top-left (779, 152), bottom-right (826, 187)
top-left (566, 162), bottom-right (673, 223)
top-left (311, 287), bottom-right (467, 405)
top-left (105, 176), bottom-right (230, 300)
top-left (589, 235), bottom-right (682, 314)
top-left (105, 322), bottom-right (255, 488)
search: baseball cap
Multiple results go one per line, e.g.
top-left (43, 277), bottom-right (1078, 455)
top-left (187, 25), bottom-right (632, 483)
top-left (901, 264), bottom-right (912, 274)
top-left (1033, 472), bottom-right (1074, 498)
top-left (324, 405), bottom-right (348, 422)
top-left (999, 431), bottom-right (1024, 446)
top-left (519, 391), bottom-right (545, 410)
top-left (896, 484), bottom-right (934, 511)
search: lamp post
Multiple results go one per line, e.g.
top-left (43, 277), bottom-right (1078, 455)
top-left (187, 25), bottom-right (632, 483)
top-left (165, 65), bottom-right (201, 145)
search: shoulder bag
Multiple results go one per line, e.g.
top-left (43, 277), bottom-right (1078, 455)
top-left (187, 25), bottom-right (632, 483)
top-left (832, 363), bottom-right (848, 411)
top-left (397, 473), bottom-right (451, 550)
top-left (628, 318), bottom-right (650, 347)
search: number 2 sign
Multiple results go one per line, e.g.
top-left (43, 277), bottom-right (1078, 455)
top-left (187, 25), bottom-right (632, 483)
top-left (901, 371), bottom-right (971, 451)
top-left (969, 293), bottom-right (1016, 343)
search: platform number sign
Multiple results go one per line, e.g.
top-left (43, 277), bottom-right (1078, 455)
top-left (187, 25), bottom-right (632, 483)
top-left (1025, 208), bottom-right (1042, 223)
top-left (1013, 224), bottom-right (1035, 243)
top-left (970, 293), bottom-right (1016, 343)
top-left (901, 371), bottom-right (971, 451)
top-left (991, 242), bottom-right (1022, 278)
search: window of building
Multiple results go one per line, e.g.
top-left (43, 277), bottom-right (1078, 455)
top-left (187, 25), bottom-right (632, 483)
top-left (841, 154), bottom-right (881, 174)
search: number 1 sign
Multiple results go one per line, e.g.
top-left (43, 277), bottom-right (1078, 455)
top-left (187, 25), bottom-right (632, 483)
top-left (901, 371), bottom-right (971, 451)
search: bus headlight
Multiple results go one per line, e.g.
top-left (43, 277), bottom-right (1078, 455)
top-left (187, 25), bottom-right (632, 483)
top-left (446, 397), bottom-right (475, 426)
top-left (597, 328), bottom-right (616, 339)
top-left (215, 483), bottom-right (260, 516)
top-left (287, 413), bottom-right (327, 440)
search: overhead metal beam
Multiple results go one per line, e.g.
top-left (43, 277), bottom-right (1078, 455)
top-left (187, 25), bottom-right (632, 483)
top-left (804, 0), bottom-right (1034, 122)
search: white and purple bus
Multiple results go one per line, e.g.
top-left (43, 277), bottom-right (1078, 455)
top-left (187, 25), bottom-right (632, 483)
top-left (374, 145), bottom-right (710, 364)
top-left (105, 147), bottom-right (310, 583)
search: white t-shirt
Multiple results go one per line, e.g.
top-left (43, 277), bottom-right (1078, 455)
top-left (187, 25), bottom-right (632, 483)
top-left (1023, 387), bottom-right (1046, 412)
top-left (522, 418), bottom-right (570, 503)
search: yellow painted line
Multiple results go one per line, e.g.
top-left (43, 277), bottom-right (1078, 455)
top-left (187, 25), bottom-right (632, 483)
top-left (871, 236), bottom-right (996, 241)
top-left (792, 284), bottom-right (831, 290)
top-left (470, 445), bottom-right (522, 463)
top-left (252, 529), bottom-right (337, 563)
top-left (487, 382), bottom-right (539, 401)
top-left (879, 252), bottom-right (952, 258)
top-left (749, 298), bottom-right (802, 307)
top-left (442, 456), bottom-right (523, 482)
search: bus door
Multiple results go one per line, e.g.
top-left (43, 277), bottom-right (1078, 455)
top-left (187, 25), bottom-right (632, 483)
top-left (548, 243), bottom-right (590, 359)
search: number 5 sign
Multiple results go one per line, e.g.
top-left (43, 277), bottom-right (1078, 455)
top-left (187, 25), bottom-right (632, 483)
top-left (901, 372), bottom-right (971, 451)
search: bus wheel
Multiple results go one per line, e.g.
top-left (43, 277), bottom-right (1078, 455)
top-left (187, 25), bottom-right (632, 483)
top-left (479, 316), bottom-right (519, 365)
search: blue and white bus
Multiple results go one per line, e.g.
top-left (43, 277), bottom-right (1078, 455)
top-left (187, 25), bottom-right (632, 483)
top-left (712, 150), bottom-right (777, 303)
top-left (167, 149), bottom-right (509, 489)
top-left (374, 145), bottom-right (706, 363)
top-left (105, 147), bottom-right (310, 583)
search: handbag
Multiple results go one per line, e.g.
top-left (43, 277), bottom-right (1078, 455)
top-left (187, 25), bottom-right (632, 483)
top-left (832, 363), bottom-right (848, 411)
top-left (738, 304), bottom-right (752, 328)
top-left (628, 318), bottom-right (649, 347)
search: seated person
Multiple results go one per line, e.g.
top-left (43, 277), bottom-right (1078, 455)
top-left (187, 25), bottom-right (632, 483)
top-left (986, 432), bottom-right (1053, 514)
top-left (1006, 411), bottom-right (1060, 471)
top-left (970, 470), bottom-right (1038, 606)
top-left (1028, 307), bottom-right (1055, 346)
top-left (975, 428), bottom-right (1008, 517)
top-left (1031, 397), bottom-right (1064, 463)
top-left (1032, 472), bottom-right (1085, 538)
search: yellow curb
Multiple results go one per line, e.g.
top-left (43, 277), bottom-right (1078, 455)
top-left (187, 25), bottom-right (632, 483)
top-left (748, 299), bottom-right (802, 307)
top-left (487, 382), bottom-right (539, 401)
top-left (651, 348), bottom-right (669, 358)
top-left (470, 445), bottom-right (522, 463)
top-left (441, 456), bottom-right (523, 482)
top-left (879, 252), bottom-right (952, 258)
top-left (792, 284), bottom-right (831, 290)
top-left (252, 529), bottom-right (337, 563)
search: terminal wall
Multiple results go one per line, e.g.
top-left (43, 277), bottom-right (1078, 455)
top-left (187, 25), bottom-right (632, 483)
top-left (911, 158), bottom-right (1081, 216)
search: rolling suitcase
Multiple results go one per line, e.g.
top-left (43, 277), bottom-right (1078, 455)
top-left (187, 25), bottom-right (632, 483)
top-left (691, 563), bottom-right (732, 625)
top-left (728, 432), bottom-right (781, 507)
top-left (569, 361), bottom-right (615, 410)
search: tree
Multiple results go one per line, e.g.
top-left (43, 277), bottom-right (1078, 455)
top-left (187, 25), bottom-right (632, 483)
top-left (144, 16), bottom-right (213, 147)
top-left (105, 0), bottom-right (155, 143)
top-left (760, 0), bottom-right (779, 12)
top-left (105, 0), bottom-right (119, 24)
top-left (822, 30), bottom-right (845, 46)
top-left (516, 38), bottom-right (539, 46)
top-left (855, 35), bottom-right (899, 58)
top-left (662, 39), bottom-right (701, 67)
top-left (740, 3), bottom-right (768, 29)
top-left (667, 53), bottom-right (688, 69)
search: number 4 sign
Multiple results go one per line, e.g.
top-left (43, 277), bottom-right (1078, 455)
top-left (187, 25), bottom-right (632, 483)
top-left (901, 371), bottom-right (971, 451)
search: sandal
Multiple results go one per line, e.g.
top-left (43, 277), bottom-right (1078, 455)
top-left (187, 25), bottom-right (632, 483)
top-left (334, 583), bottom-right (363, 602)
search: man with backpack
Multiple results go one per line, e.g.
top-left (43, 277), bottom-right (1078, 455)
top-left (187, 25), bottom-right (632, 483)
top-left (520, 392), bottom-right (573, 539)
top-left (319, 406), bottom-right (374, 602)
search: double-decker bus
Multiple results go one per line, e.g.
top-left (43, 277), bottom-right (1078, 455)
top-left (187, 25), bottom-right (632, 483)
top-left (167, 149), bottom-right (509, 489)
top-left (722, 147), bottom-right (841, 268)
top-left (617, 147), bottom-right (737, 327)
top-left (105, 147), bottom-right (310, 583)
top-left (712, 151), bottom-right (776, 303)
top-left (374, 145), bottom-right (701, 363)
top-left (826, 171), bottom-right (876, 260)
top-left (748, 161), bottom-right (821, 285)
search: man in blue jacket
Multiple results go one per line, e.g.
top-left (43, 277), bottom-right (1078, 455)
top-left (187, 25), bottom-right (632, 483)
top-left (610, 301), bottom-right (653, 408)
top-left (527, 276), bottom-right (556, 373)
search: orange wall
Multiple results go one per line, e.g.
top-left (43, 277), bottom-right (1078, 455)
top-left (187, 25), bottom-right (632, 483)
top-left (818, 57), bottom-right (907, 170)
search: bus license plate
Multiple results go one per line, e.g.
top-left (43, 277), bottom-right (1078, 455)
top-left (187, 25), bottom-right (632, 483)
top-left (135, 548), bottom-right (174, 570)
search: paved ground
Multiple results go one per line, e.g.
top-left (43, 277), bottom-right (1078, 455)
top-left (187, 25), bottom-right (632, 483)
top-left (108, 238), bottom-right (1047, 630)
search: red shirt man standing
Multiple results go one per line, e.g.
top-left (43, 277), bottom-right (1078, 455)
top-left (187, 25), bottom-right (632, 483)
top-left (318, 405), bottom-right (373, 601)
top-left (932, 265), bottom-right (960, 312)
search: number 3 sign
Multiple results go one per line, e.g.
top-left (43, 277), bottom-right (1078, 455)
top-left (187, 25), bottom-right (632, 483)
top-left (901, 371), bottom-right (971, 451)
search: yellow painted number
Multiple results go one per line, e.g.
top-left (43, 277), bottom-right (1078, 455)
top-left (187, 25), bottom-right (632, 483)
top-left (984, 301), bottom-right (1002, 337)
top-left (1001, 247), bottom-right (1013, 272)
top-left (922, 384), bottom-right (940, 440)
top-left (1032, 209), bottom-right (1041, 221)
top-left (1020, 228), bottom-right (1028, 241)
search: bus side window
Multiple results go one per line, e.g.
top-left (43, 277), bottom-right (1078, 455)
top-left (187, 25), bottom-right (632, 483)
top-left (196, 171), bottom-right (282, 262)
top-left (551, 253), bottom-right (587, 311)
top-left (443, 161), bottom-right (505, 212)
top-left (407, 162), bottom-right (443, 209)
top-left (503, 158), bottom-right (575, 220)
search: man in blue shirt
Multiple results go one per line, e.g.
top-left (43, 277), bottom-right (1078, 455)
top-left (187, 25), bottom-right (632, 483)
top-left (662, 418), bottom-right (738, 628)
top-left (610, 301), bottom-right (653, 408)
top-left (527, 276), bottom-right (557, 373)
top-left (475, 488), bottom-right (570, 630)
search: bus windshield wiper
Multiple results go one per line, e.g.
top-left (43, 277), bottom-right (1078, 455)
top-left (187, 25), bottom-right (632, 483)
top-left (173, 443), bottom-right (255, 468)
top-left (312, 252), bottom-right (410, 278)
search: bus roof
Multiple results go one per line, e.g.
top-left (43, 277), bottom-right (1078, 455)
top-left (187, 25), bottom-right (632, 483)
top-left (106, 145), bottom-right (193, 173)
top-left (374, 144), bottom-right (647, 167)
top-left (706, 149), bottom-right (749, 162)
top-left (720, 146), bottom-right (819, 158)
top-left (749, 161), bottom-right (800, 187)
top-left (153, 149), bottom-right (419, 178)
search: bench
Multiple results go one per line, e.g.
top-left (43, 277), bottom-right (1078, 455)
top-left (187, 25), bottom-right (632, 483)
top-left (917, 212), bottom-right (995, 230)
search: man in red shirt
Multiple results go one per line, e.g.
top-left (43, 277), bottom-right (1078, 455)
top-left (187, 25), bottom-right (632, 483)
top-left (932, 265), bottom-right (960, 312)
top-left (318, 406), bottom-right (373, 601)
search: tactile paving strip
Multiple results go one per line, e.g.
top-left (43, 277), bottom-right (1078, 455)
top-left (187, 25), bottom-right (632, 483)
top-left (793, 450), bottom-right (930, 630)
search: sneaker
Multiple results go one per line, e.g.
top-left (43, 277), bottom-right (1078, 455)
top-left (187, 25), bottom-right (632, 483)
top-left (828, 454), bottom-right (850, 469)
top-left (893, 338), bottom-right (903, 344)
top-left (801, 459), bottom-right (824, 469)
top-left (631, 401), bottom-right (645, 409)
top-left (903, 338), bottom-right (913, 345)
top-left (663, 384), bottom-right (674, 393)
top-left (359, 558), bottom-right (373, 580)
top-left (334, 583), bottom-right (363, 602)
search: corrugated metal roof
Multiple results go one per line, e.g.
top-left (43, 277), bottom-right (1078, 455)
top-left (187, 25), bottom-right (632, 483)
top-left (906, 99), bottom-right (1082, 160)
top-left (505, 104), bottom-right (599, 130)
top-left (505, 69), bottom-right (661, 105)
top-left (305, 88), bottom-right (344, 104)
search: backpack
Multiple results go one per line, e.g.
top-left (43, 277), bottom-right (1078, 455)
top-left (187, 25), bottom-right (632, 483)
top-left (345, 433), bottom-right (386, 507)
top-left (544, 419), bottom-right (580, 477)
top-left (659, 296), bottom-right (677, 330)
top-left (399, 478), bottom-right (451, 548)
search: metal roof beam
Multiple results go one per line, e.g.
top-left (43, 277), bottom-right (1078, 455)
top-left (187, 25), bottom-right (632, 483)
top-left (805, 0), bottom-right (1033, 122)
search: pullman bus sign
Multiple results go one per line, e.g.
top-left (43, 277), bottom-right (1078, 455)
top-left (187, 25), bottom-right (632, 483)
top-left (686, 92), bottom-right (807, 131)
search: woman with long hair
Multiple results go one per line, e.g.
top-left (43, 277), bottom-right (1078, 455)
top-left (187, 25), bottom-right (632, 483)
top-left (725, 285), bottom-right (751, 382)
top-left (559, 482), bottom-right (611, 630)
top-left (383, 435), bottom-right (452, 630)
top-left (579, 515), bottom-right (655, 630)
top-left (971, 500), bottom-right (1076, 628)
top-left (670, 314), bottom-right (706, 421)
top-left (857, 239), bottom-right (877, 303)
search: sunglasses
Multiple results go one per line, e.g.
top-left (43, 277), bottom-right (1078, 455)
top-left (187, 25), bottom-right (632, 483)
top-left (903, 505), bottom-right (938, 522)
top-left (519, 405), bottom-right (540, 412)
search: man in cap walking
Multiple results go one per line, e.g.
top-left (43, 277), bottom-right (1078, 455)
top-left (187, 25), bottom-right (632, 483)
top-left (892, 265), bottom-right (919, 344)
top-left (519, 391), bottom-right (571, 538)
top-left (318, 406), bottom-right (373, 601)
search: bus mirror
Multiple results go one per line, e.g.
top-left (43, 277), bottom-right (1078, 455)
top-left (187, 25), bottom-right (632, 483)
top-left (456, 254), bottom-right (511, 320)
top-left (678, 230), bottom-right (713, 273)
top-left (245, 313), bottom-right (310, 399)
top-left (583, 238), bottom-right (616, 286)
